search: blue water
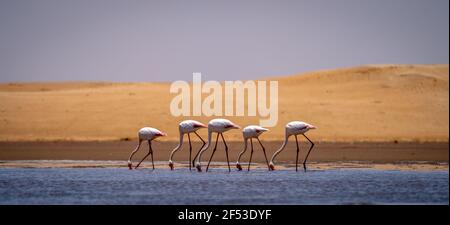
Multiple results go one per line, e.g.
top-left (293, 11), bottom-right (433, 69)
top-left (0, 168), bottom-right (448, 204)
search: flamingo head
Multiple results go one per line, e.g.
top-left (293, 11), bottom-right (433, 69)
top-left (169, 161), bottom-right (174, 170)
top-left (236, 163), bottom-right (242, 171)
top-left (127, 161), bottom-right (132, 170)
top-left (195, 163), bottom-right (202, 172)
top-left (269, 162), bottom-right (275, 171)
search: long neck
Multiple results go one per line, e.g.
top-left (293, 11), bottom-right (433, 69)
top-left (236, 138), bottom-right (248, 164)
top-left (270, 134), bottom-right (289, 163)
top-left (196, 128), bottom-right (212, 165)
top-left (169, 131), bottom-right (184, 162)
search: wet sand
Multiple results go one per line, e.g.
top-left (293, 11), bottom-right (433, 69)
top-left (0, 141), bottom-right (447, 171)
top-left (0, 160), bottom-right (447, 171)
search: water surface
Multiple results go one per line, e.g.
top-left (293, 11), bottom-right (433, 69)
top-left (0, 168), bottom-right (447, 204)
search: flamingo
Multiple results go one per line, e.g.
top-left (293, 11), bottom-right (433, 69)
top-left (127, 127), bottom-right (166, 170)
top-left (269, 121), bottom-right (316, 172)
top-left (168, 120), bottom-right (207, 171)
top-left (195, 118), bottom-right (240, 172)
top-left (236, 125), bottom-right (270, 171)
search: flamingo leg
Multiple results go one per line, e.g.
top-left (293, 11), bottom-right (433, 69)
top-left (135, 140), bottom-right (152, 169)
top-left (257, 137), bottom-right (270, 170)
top-left (220, 133), bottom-right (231, 172)
top-left (302, 134), bottom-right (315, 172)
top-left (206, 133), bottom-right (219, 172)
top-left (295, 135), bottom-right (300, 172)
top-left (192, 131), bottom-right (206, 168)
top-left (188, 133), bottom-right (192, 171)
top-left (128, 140), bottom-right (142, 169)
top-left (248, 138), bottom-right (254, 171)
top-left (149, 140), bottom-right (155, 170)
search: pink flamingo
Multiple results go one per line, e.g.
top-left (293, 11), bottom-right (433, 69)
top-left (236, 125), bottom-right (270, 171)
top-left (168, 120), bottom-right (207, 171)
top-left (195, 119), bottom-right (240, 172)
top-left (127, 127), bottom-right (166, 170)
top-left (269, 121), bottom-right (316, 171)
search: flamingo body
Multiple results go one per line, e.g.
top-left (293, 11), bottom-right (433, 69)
top-left (138, 127), bottom-right (166, 140)
top-left (285, 121), bottom-right (315, 136)
top-left (242, 125), bottom-right (269, 139)
top-left (178, 120), bottom-right (207, 133)
top-left (208, 119), bottom-right (240, 133)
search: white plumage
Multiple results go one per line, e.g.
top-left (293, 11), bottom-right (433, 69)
top-left (138, 127), bottom-right (166, 140)
top-left (178, 120), bottom-right (207, 133)
top-left (285, 121), bottom-right (315, 136)
top-left (242, 125), bottom-right (269, 139)
top-left (208, 118), bottom-right (240, 133)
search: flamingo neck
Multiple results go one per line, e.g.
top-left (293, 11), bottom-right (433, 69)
top-left (196, 128), bottom-right (212, 165)
top-left (270, 134), bottom-right (289, 163)
top-left (169, 132), bottom-right (184, 162)
top-left (236, 138), bottom-right (248, 164)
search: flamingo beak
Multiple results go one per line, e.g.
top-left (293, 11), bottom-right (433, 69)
top-left (269, 163), bottom-right (275, 171)
top-left (169, 162), bottom-right (174, 170)
top-left (127, 161), bottom-right (132, 170)
top-left (196, 164), bottom-right (202, 172)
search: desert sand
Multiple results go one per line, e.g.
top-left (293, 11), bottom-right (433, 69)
top-left (0, 64), bottom-right (448, 169)
top-left (0, 64), bottom-right (448, 142)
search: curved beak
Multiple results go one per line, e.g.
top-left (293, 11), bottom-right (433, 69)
top-left (236, 163), bottom-right (243, 171)
top-left (196, 164), bottom-right (202, 172)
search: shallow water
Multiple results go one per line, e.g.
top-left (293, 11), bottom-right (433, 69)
top-left (0, 167), bottom-right (448, 204)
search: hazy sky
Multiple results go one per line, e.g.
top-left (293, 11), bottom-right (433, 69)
top-left (0, 0), bottom-right (448, 82)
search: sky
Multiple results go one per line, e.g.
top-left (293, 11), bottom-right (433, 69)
top-left (0, 0), bottom-right (448, 82)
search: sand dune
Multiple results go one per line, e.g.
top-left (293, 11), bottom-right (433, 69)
top-left (0, 64), bottom-right (448, 142)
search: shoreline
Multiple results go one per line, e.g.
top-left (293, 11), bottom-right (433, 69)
top-left (0, 141), bottom-right (448, 171)
top-left (0, 160), bottom-right (447, 171)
